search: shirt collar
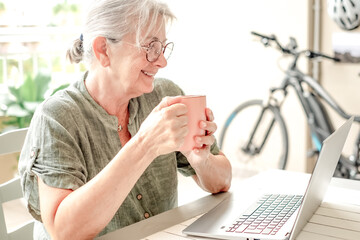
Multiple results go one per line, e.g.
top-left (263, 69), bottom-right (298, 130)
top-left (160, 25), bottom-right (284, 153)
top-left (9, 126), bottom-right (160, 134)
top-left (79, 71), bottom-right (139, 126)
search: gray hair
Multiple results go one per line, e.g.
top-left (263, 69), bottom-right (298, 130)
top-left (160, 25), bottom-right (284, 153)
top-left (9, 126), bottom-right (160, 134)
top-left (66, 0), bottom-right (175, 65)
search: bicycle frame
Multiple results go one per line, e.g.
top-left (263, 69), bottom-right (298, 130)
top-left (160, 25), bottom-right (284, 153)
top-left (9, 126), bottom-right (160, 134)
top-left (268, 62), bottom-right (360, 175)
top-left (243, 105), bottom-right (277, 155)
top-left (221, 31), bottom-right (360, 178)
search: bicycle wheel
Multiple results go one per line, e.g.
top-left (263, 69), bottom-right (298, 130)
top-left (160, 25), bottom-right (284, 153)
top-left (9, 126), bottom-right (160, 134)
top-left (219, 99), bottom-right (288, 178)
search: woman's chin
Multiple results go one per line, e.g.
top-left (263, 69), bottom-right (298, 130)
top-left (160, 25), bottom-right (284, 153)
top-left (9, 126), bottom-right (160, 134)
top-left (143, 83), bottom-right (154, 93)
top-left (140, 76), bottom-right (155, 93)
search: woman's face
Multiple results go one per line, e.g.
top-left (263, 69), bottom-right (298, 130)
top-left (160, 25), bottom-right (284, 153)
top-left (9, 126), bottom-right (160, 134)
top-left (109, 19), bottom-right (168, 97)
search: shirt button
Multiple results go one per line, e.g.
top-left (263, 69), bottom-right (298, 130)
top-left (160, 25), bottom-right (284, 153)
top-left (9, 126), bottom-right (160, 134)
top-left (144, 212), bottom-right (150, 219)
top-left (137, 194), bottom-right (142, 200)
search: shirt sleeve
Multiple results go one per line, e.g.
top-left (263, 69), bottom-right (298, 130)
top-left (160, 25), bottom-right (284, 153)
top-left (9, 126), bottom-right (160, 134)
top-left (18, 99), bottom-right (87, 222)
top-left (176, 140), bottom-right (221, 177)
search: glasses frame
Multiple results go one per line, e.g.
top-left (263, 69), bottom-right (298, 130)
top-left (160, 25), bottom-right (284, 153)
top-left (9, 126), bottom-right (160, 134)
top-left (141, 40), bottom-right (174, 63)
top-left (107, 38), bottom-right (174, 63)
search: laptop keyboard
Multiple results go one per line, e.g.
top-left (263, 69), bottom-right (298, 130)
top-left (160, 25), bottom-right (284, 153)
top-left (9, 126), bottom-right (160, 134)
top-left (226, 194), bottom-right (303, 235)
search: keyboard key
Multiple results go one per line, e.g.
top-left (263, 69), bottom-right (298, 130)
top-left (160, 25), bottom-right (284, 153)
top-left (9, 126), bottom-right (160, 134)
top-left (261, 228), bottom-right (273, 235)
top-left (234, 224), bottom-right (249, 233)
top-left (244, 228), bottom-right (263, 234)
top-left (227, 194), bottom-right (303, 236)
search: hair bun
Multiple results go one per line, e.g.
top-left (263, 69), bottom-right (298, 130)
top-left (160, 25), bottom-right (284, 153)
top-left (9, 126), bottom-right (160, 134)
top-left (66, 38), bottom-right (84, 64)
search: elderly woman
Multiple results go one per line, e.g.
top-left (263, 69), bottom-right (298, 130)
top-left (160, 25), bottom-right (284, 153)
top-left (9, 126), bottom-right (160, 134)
top-left (18, 0), bottom-right (231, 239)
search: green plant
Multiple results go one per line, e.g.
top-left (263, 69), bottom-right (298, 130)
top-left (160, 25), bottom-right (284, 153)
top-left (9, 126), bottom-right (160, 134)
top-left (2, 72), bottom-right (69, 129)
top-left (50, 0), bottom-right (80, 26)
top-left (0, 2), bottom-right (5, 12)
top-left (53, 0), bottom-right (79, 15)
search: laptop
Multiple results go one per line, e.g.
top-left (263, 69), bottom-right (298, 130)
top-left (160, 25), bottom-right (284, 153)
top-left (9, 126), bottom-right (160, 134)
top-left (183, 117), bottom-right (354, 240)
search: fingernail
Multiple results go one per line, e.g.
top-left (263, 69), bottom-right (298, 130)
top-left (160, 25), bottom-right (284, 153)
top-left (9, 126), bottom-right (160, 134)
top-left (201, 122), bottom-right (207, 128)
top-left (196, 137), bottom-right (202, 143)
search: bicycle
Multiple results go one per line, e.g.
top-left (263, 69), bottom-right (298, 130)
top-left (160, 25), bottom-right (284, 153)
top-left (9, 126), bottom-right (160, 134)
top-left (219, 31), bottom-right (360, 179)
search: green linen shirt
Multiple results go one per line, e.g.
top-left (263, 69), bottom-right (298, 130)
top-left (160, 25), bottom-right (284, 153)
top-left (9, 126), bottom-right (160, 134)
top-left (18, 75), bottom-right (220, 239)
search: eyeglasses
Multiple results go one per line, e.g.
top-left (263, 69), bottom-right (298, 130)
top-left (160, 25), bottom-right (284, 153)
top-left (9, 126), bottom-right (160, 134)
top-left (109, 38), bottom-right (174, 63)
top-left (141, 40), bottom-right (174, 63)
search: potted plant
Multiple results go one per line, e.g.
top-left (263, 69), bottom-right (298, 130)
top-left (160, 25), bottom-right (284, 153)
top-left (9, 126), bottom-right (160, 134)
top-left (1, 72), bottom-right (69, 131)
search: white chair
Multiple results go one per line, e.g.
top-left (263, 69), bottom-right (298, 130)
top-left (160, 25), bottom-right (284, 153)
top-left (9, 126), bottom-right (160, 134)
top-left (0, 128), bottom-right (34, 240)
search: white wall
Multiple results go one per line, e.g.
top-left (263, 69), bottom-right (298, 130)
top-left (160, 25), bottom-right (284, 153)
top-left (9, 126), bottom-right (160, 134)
top-left (320, 2), bottom-right (360, 158)
top-left (159, 0), bottom-right (310, 173)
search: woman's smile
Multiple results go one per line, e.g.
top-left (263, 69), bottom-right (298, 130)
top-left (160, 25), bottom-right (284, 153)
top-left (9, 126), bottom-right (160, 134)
top-left (141, 70), bottom-right (156, 78)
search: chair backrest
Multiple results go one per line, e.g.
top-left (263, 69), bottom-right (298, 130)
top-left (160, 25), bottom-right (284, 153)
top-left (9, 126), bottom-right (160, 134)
top-left (0, 128), bottom-right (34, 240)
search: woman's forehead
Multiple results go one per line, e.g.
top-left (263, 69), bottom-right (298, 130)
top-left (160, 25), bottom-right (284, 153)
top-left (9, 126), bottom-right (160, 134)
top-left (123, 30), bottom-right (166, 44)
top-left (122, 15), bottom-right (167, 44)
top-left (142, 18), bottom-right (167, 42)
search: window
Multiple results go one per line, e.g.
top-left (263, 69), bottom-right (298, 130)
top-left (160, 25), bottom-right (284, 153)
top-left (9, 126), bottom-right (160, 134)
top-left (0, 0), bottom-right (86, 90)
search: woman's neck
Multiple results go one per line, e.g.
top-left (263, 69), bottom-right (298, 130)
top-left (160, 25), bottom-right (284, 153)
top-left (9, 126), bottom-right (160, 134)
top-left (84, 70), bottom-right (130, 117)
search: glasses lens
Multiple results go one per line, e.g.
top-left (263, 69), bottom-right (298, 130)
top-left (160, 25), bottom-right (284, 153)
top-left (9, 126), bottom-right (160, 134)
top-left (163, 42), bottom-right (174, 60)
top-left (147, 41), bottom-right (162, 62)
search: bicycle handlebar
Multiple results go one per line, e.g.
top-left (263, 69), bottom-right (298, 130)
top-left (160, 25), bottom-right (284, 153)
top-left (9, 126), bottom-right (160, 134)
top-left (251, 31), bottom-right (360, 122)
top-left (304, 50), bottom-right (340, 62)
top-left (251, 31), bottom-right (340, 62)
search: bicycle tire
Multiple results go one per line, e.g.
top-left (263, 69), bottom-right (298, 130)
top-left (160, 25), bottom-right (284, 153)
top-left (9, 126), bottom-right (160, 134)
top-left (219, 99), bottom-right (289, 177)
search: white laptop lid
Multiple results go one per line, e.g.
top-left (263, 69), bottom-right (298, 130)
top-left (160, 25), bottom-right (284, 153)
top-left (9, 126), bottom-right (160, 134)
top-left (183, 117), bottom-right (353, 240)
top-left (288, 116), bottom-right (354, 239)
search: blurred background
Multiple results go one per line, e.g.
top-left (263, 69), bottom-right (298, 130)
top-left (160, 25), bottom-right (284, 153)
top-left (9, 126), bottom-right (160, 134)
top-left (0, 0), bottom-right (360, 184)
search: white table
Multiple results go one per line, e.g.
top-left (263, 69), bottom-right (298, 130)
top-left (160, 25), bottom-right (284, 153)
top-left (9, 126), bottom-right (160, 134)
top-left (98, 170), bottom-right (360, 240)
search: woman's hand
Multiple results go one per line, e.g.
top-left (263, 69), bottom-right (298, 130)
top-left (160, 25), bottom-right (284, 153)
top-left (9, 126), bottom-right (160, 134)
top-left (181, 108), bottom-right (217, 166)
top-left (137, 96), bottom-right (189, 157)
top-left (181, 108), bottom-right (232, 193)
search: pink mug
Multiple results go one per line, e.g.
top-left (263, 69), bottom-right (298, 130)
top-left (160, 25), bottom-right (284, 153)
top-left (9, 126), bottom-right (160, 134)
top-left (179, 95), bottom-right (206, 151)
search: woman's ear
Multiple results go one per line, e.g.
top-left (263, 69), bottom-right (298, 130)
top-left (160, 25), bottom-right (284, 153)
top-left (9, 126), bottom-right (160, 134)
top-left (93, 36), bottom-right (110, 67)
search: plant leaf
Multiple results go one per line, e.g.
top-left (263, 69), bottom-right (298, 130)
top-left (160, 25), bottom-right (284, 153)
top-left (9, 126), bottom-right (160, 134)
top-left (34, 73), bottom-right (51, 101)
top-left (20, 75), bottom-right (37, 102)
top-left (50, 83), bottom-right (70, 96)
top-left (8, 86), bottom-right (21, 102)
top-left (23, 101), bottom-right (42, 114)
top-left (6, 105), bottom-right (30, 117)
